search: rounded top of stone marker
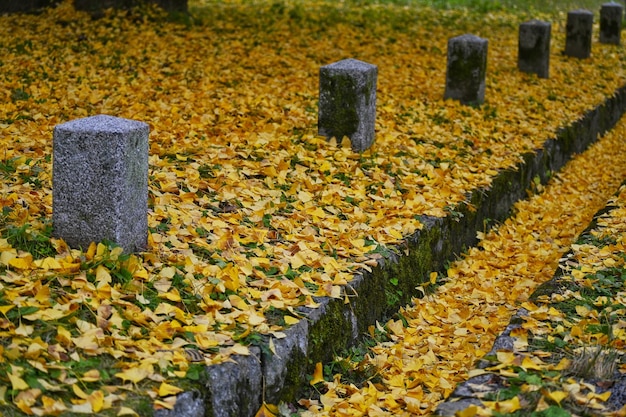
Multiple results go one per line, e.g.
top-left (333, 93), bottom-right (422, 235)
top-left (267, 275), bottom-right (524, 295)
top-left (322, 58), bottom-right (377, 71)
top-left (569, 8), bottom-right (593, 15)
top-left (449, 33), bottom-right (488, 44)
top-left (522, 19), bottom-right (551, 26)
top-left (602, 2), bottom-right (623, 8)
top-left (55, 114), bottom-right (149, 134)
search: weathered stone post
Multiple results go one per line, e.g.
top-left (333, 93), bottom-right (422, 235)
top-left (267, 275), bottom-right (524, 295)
top-left (53, 114), bottom-right (149, 253)
top-left (518, 20), bottom-right (551, 79)
top-left (444, 34), bottom-right (488, 105)
top-left (318, 58), bottom-right (378, 153)
top-left (600, 2), bottom-right (623, 44)
top-left (565, 9), bottom-right (594, 58)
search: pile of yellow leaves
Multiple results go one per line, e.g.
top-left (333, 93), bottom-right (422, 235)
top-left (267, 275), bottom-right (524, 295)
top-left (1, 0), bottom-right (626, 414)
top-left (298, 89), bottom-right (626, 415)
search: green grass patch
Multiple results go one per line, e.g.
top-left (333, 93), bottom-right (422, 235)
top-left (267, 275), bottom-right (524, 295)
top-left (2, 223), bottom-right (56, 259)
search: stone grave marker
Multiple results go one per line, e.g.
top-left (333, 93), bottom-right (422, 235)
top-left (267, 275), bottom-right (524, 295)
top-left (600, 2), bottom-right (624, 44)
top-left (565, 9), bottom-right (593, 58)
top-left (53, 114), bottom-right (149, 253)
top-left (518, 19), bottom-right (551, 78)
top-left (318, 58), bottom-right (378, 153)
top-left (444, 34), bottom-right (488, 105)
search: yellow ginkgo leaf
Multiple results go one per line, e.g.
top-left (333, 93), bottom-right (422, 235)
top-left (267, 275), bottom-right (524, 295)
top-left (72, 384), bottom-right (88, 399)
top-left (8, 373), bottom-right (29, 391)
top-left (88, 389), bottom-right (105, 413)
top-left (15, 398), bottom-right (34, 414)
top-left (297, 190), bottom-right (313, 203)
top-left (34, 257), bottom-right (61, 270)
top-left (521, 356), bottom-right (544, 371)
top-left (8, 256), bottom-right (32, 270)
top-left (543, 390), bottom-right (569, 405)
top-left (575, 305), bottom-right (591, 317)
top-left (154, 396), bottom-right (177, 410)
top-left (14, 323), bottom-right (34, 337)
top-left (467, 369), bottom-right (488, 378)
top-left (456, 405), bottom-right (478, 417)
top-left (495, 351), bottom-right (517, 365)
top-left (254, 402), bottom-right (278, 417)
top-left (0, 250), bottom-right (16, 266)
top-left (486, 396), bottom-right (521, 414)
top-left (310, 362), bottom-right (325, 385)
top-left (85, 242), bottom-right (97, 261)
top-left (0, 305), bottom-right (15, 315)
top-left (114, 366), bottom-right (152, 384)
top-left (117, 406), bottom-right (140, 416)
top-left (159, 288), bottom-right (182, 302)
top-left (56, 326), bottom-right (72, 347)
top-left (158, 382), bottom-right (184, 397)
top-left (589, 390), bottom-right (612, 402)
top-left (80, 369), bottom-right (101, 382)
top-left (95, 265), bottom-right (111, 284)
top-left (41, 395), bottom-right (68, 414)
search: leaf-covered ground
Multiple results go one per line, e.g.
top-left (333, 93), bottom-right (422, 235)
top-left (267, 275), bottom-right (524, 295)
top-left (1, 0), bottom-right (626, 415)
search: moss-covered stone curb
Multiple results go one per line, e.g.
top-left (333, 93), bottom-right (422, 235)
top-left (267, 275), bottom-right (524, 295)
top-left (182, 85), bottom-right (626, 417)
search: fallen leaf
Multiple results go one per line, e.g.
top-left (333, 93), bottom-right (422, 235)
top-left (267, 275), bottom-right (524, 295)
top-left (114, 366), bottom-right (152, 384)
top-left (310, 362), bottom-right (325, 385)
top-left (255, 402), bottom-right (278, 417)
top-left (543, 390), bottom-right (568, 405)
top-left (158, 382), bottom-right (184, 397)
top-left (8, 372), bottom-right (29, 391)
